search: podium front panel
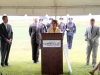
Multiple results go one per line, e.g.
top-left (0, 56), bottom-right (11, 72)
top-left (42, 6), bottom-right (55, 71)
top-left (41, 33), bottom-right (63, 74)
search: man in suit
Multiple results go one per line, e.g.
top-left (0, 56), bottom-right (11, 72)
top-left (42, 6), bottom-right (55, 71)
top-left (58, 18), bottom-right (66, 38)
top-left (85, 18), bottom-right (100, 68)
top-left (29, 18), bottom-right (43, 63)
top-left (0, 16), bottom-right (13, 67)
top-left (66, 18), bottom-right (76, 49)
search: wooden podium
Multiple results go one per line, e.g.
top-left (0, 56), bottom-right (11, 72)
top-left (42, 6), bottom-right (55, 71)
top-left (41, 33), bottom-right (63, 74)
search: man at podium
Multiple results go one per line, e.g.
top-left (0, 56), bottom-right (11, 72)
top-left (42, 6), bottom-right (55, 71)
top-left (47, 20), bottom-right (61, 33)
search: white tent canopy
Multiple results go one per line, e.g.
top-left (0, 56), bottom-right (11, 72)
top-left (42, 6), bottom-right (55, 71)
top-left (0, 0), bottom-right (100, 16)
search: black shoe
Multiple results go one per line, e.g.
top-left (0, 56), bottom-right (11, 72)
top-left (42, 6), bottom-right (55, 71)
top-left (32, 60), bottom-right (37, 64)
top-left (34, 61), bottom-right (37, 63)
top-left (89, 71), bottom-right (94, 75)
top-left (37, 60), bottom-right (39, 62)
top-left (68, 48), bottom-right (71, 49)
top-left (1, 63), bottom-right (4, 67)
top-left (34, 60), bottom-right (39, 64)
top-left (5, 63), bottom-right (10, 66)
top-left (34, 62), bottom-right (38, 64)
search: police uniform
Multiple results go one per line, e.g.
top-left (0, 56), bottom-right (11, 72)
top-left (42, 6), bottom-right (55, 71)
top-left (66, 18), bottom-right (76, 49)
top-left (39, 19), bottom-right (47, 33)
top-left (46, 18), bottom-right (53, 30)
top-left (39, 19), bottom-right (47, 49)
top-left (58, 18), bottom-right (66, 38)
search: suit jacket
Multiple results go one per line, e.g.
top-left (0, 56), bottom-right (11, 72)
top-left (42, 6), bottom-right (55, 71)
top-left (0, 23), bottom-right (13, 44)
top-left (85, 25), bottom-right (100, 45)
top-left (47, 27), bottom-right (61, 33)
top-left (29, 23), bottom-right (43, 44)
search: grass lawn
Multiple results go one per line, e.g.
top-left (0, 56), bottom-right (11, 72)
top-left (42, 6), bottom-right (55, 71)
top-left (0, 22), bottom-right (100, 75)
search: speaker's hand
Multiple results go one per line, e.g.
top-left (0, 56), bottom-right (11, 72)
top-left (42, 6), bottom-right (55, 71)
top-left (85, 39), bottom-right (87, 41)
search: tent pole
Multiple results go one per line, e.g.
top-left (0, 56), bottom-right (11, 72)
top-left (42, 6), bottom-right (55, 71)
top-left (55, 7), bottom-right (57, 20)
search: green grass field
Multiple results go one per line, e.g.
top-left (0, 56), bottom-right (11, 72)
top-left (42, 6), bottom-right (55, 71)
top-left (0, 22), bottom-right (100, 75)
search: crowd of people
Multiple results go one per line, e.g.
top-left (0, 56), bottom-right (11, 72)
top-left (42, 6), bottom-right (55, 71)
top-left (0, 15), bottom-right (100, 75)
top-left (29, 17), bottom-right (76, 63)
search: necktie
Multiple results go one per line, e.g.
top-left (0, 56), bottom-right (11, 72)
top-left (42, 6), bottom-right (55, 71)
top-left (6, 25), bottom-right (7, 29)
top-left (91, 26), bottom-right (93, 33)
top-left (4, 24), bottom-right (7, 29)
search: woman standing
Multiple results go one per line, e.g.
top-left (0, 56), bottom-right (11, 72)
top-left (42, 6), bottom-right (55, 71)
top-left (47, 20), bottom-right (61, 33)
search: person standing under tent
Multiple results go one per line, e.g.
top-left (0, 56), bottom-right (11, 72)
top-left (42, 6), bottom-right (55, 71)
top-left (29, 18), bottom-right (43, 63)
top-left (46, 18), bottom-right (53, 30)
top-left (0, 16), bottom-right (13, 67)
top-left (58, 17), bottom-right (66, 38)
top-left (85, 18), bottom-right (100, 68)
top-left (39, 19), bottom-right (47, 33)
top-left (47, 20), bottom-right (61, 33)
top-left (66, 18), bottom-right (76, 49)
top-left (38, 19), bottom-right (47, 49)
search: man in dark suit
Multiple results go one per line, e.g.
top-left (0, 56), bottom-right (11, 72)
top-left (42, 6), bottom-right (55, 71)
top-left (0, 16), bottom-right (13, 67)
top-left (29, 18), bottom-right (43, 63)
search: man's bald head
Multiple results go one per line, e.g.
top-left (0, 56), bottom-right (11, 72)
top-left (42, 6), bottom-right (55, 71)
top-left (33, 18), bottom-right (38, 23)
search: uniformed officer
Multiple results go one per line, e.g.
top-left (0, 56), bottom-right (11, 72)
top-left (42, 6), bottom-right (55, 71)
top-left (46, 18), bottom-right (53, 30)
top-left (39, 19), bottom-right (47, 33)
top-left (58, 18), bottom-right (66, 38)
top-left (66, 18), bottom-right (76, 49)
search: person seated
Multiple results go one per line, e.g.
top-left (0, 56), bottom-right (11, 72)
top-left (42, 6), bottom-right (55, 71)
top-left (47, 20), bottom-right (61, 33)
top-left (89, 62), bottom-right (100, 75)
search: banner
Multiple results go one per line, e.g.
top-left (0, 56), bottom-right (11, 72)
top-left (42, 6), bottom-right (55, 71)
top-left (43, 40), bottom-right (61, 47)
top-left (63, 44), bottom-right (72, 74)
